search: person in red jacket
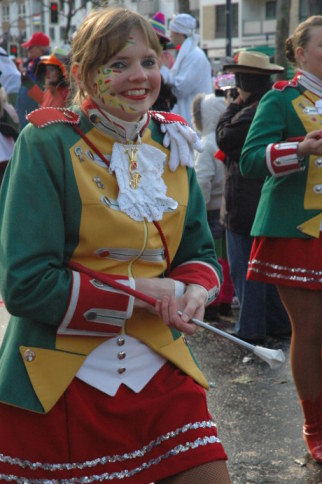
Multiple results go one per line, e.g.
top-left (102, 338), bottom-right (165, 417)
top-left (29, 47), bottom-right (70, 108)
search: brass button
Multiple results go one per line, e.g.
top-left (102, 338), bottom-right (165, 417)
top-left (117, 367), bottom-right (126, 374)
top-left (118, 351), bottom-right (126, 360)
top-left (313, 184), bottom-right (322, 193)
top-left (24, 349), bottom-right (35, 362)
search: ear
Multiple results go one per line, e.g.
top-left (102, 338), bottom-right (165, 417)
top-left (72, 62), bottom-right (81, 85)
top-left (295, 46), bottom-right (306, 65)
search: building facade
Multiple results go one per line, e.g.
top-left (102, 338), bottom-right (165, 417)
top-left (1, 0), bottom-right (321, 62)
top-left (200, 0), bottom-right (322, 63)
top-left (0, 0), bottom-right (178, 58)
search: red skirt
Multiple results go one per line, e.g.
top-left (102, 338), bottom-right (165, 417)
top-left (0, 362), bottom-right (227, 483)
top-left (247, 235), bottom-right (322, 290)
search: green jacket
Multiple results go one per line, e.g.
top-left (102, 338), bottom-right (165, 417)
top-left (0, 107), bottom-right (222, 413)
top-left (240, 76), bottom-right (322, 238)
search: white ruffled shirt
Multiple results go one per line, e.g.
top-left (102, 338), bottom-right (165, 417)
top-left (109, 142), bottom-right (177, 221)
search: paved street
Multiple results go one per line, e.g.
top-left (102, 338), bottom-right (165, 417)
top-left (0, 306), bottom-right (322, 483)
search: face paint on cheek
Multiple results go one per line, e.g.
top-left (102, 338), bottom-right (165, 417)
top-left (93, 65), bottom-right (137, 113)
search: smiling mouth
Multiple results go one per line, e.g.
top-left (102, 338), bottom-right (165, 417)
top-left (122, 89), bottom-right (148, 99)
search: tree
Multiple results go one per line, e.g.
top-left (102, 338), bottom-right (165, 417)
top-left (274, 0), bottom-right (290, 81)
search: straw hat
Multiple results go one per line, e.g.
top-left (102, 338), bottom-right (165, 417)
top-left (223, 51), bottom-right (284, 75)
top-left (150, 12), bottom-right (170, 42)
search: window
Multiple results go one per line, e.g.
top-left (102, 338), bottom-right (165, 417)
top-left (18, 4), bottom-right (26, 16)
top-left (215, 4), bottom-right (238, 39)
top-left (300, 0), bottom-right (322, 20)
top-left (265, 1), bottom-right (276, 20)
top-left (2, 5), bottom-right (10, 22)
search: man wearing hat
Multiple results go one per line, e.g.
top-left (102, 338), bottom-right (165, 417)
top-left (215, 51), bottom-right (291, 343)
top-left (160, 13), bottom-right (212, 126)
top-left (16, 32), bottom-right (50, 129)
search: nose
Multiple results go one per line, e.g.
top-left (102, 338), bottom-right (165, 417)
top-left (129, 62), bottom-right (147, 82)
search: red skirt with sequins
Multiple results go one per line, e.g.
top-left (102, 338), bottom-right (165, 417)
top-left (247, 235), bottom-right (322, 290)
top-left (0, 362), bottom-right (227, 483)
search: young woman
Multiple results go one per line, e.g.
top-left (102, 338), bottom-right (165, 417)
top-left (0, 8), bottom-right (231, 483)
top-left (240, 16), bottom-right (322, 462)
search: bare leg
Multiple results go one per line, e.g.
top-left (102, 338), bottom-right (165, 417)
top-left (277, 286), bottom-right (322, 400)
top-left (157, 460), bottom-right (231, 484)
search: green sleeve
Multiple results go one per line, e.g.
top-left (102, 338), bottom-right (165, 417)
top-left (240, 90), bottom-right (288, 178)
top-left (171, 168), bottom-right (223, 284)
top-left (0, 124), bottom-right (81, 325)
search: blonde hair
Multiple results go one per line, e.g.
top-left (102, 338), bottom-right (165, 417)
top-left (285, 15), bottom-right (322, 65)
top-left (70, 7), bottom-right (162, 104)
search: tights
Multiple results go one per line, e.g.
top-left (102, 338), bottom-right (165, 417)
top-left (157, 460), bottom-right (231, 484)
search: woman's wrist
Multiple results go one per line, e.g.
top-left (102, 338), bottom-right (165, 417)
top-left (297, 141), bottom-right (306, 160)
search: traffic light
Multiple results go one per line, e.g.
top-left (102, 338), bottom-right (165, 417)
top-left (9, 43), bottom-right (18, 57)
top-left (50, 1), bottom-right (58, 24)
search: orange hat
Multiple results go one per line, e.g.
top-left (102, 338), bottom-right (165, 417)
top-left (38, 47), bottom-right (69, 78)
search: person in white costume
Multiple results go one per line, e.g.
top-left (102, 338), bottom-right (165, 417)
top-left (0, 47), bottom-right (21, 105)
top-left (160, 13), bottom-right (212, 126)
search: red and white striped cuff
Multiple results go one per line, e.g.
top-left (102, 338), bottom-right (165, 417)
top-left (58, 271), bottom-right (134, 336)
top-left (169, 261), bottom-right (221, 305)
top-left (266, 142), bottom-right (305, 177)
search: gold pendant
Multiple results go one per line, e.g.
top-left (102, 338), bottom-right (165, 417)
top-left (125, 147), bottom-right (142, 189)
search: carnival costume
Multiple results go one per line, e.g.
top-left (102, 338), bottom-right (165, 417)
top-left (240, 70), bottom-right (322, 290)
top-left (0, 101), bottom-right (226, 482)
top-left (160, 14), bottom-right (212, 126)
top-left (241, 70), bottom-right (322, 462)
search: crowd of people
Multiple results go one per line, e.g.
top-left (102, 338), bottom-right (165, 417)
top-left (0, 6), bottom-right (320, 482)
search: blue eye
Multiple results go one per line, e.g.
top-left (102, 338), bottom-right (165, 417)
top-left (110, 61), bottom-right (127, 69)
top-left (142, 57), bottom-right (158, 68)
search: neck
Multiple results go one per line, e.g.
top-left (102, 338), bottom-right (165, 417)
top-left (84, 100), bottom-right (149, 143)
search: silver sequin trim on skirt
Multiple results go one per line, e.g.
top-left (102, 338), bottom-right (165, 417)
top-left (249, 259), bottom-right (322, 283)
top-left (0, 420), bottom-right (220, 482)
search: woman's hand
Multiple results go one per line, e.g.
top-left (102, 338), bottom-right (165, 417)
top-left (134, 277), bottom-right (176, 312)
top-left (155, 284), bottom-right (207, 335)
top-left (297, 129), bottom-right (322, 158)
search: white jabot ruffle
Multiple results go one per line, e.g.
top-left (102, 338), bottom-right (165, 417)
top-left (109, 142), bottom-right (177, 222)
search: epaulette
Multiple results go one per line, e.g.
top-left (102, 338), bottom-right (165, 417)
top-left (273, 79), bottom-right (298, 91)
top-left (149, 111), bottom-right (189, 126)
top-left (27, 107), bottom-right (80, 128)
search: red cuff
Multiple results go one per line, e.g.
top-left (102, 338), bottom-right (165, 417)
top-left (266, 142), bottom-right (305, 177)
top-left (169, 261), bottom-right (221, 304)
top-left (57, 271), bottom-right (134, 336)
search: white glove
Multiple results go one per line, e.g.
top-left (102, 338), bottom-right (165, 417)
top-left (161, 122), bottom-right (203, 172)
